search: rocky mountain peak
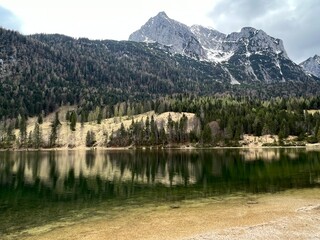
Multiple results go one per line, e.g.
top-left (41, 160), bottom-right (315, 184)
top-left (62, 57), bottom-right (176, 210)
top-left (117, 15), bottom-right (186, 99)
top-left (130, 13), bottom-right (288, 61)
top-left (240, 27), bottom-right (258, 36)
top-left (313, 54), bottom-right (320, 62)
top-left (224, 27), bottom-right (288, 59)
top-left (300, 54), bottom-right (320, 78)
top-left (156, 11), bottom-right (169, 19)
top-left (129, 12), bottom-right (316, 84)
top-left (129, 12), bottom-right (205, 58)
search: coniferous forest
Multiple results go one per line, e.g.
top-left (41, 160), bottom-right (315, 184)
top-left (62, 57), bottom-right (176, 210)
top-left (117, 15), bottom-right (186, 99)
top-left (1, 28), bottom-right (320, 119)
top-left (1, 28), bottom-right (320, 148)
top-left (1, 94), bottom-right (320, 148)
top-left (106, 95), bottom-right (320, 147)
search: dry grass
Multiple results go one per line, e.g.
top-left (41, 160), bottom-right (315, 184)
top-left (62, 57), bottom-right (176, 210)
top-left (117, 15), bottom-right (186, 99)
top-left (14, 108), bottom-right (196, 149)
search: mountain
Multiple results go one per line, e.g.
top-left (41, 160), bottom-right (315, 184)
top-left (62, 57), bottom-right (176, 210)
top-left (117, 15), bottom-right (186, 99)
top-left (129, 12), bottom-right (314, 83)
top-left (300, 55), bottom-right (320, 78)
top-left (0, 27), bottom-right (231, 118)
top-left (0, 22), bottom-right (319, 119)
top-left (129, 12), bottom-right (205, 59)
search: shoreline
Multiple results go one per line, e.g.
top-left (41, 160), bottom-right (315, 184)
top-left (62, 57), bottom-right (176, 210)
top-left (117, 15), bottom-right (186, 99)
top-left (20, 188), bottom-right (320, 240)
top-left (1, 144), bottom-right (319, 152)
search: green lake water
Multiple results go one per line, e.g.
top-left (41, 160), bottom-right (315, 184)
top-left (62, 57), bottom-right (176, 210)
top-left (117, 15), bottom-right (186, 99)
top-left (0, 148), bottom-right (320, 239)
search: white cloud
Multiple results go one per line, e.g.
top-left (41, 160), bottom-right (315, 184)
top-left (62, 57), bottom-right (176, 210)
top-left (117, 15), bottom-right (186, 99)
top-left (0, 0), bottom-right (216, 40)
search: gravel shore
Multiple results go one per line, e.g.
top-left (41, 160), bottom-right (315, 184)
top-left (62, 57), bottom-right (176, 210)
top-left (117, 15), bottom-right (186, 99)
top-left (185, 205), bottom-right (320, 240)
top-left (21, 189), bottom-right (320, 240)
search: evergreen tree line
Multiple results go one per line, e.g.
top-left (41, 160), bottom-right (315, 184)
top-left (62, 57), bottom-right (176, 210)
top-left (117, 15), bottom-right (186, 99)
top-left (1, 95), bottom-right (320, 148)
top-left (107, 95), bottom-right (320, 147)
top-left (108, 114), bottom-right (189, 147)
top-left (0, 112), bottom-right (58, 149)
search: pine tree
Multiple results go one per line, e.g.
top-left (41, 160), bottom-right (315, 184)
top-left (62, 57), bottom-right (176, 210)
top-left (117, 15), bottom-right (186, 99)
top-left (19, 115), bottom-right (27, 147)
top-left (37, 113), bottom-right (43, 124)
top-left (202, 124), bottom-right (212, 144)
top-left (49, 112), bottom-right (61, 147)
top-left (27, 131), bottom-right (33, 148)
top-left (86, 130), bottom-right (96, 147)
top-left (159, 127), bottom-right (167, 145)
top-left (179, 114), bottom-right (188, 143)
top-left (33, 123), bottom-right (42, 148)
top-left (145, 116), bottom-right (150, 143)
top-left (70, 111), bottom-right (77, 131)
top-left (81, 111), bottom-right (86, 127)
top-left (15, 115), bottom-right (21, 129)
top-left (150, 115), bottom-right (158, 145)
top-left (5, 122), bottom-right (15, 147)
top-left (167, 114), bottom-right (174, 143)
top-left (97, 109), bottom-right (102, 124)
top-left (278, 119), bottom-right (289, 141)
top-left (120, 123), bottom-right (126, 138)
top-left (234, 124), bottom-right (243, 141)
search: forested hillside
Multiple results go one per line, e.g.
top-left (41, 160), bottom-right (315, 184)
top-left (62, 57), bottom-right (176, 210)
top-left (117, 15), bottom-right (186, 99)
top-left (2, 95), bottom-right (320, 149)
top-left (1, 27), bottom-right (320, 149)
top-left (0, 28), bottom-right (227, 119)
top-left (0, 27), bottom-right (319, 121)
top-left (108, 95), bottom-right (320, 147)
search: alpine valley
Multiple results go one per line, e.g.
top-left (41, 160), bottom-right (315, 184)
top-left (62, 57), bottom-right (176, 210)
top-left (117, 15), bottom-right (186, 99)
top-left (2, 10), bottom-right (320, 240)
top-left (0, 12), bottom-right (319, 119)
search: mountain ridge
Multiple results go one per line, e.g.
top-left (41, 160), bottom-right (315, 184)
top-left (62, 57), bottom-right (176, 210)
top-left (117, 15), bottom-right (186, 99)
top-left (0, 21), bottom-right (319, 119)
top-left (300, 55), bottom-right (320, 78)
top-left (129, 12), bottom-right (288, 62)
top-left (129, 12), bottom-right (310, 84)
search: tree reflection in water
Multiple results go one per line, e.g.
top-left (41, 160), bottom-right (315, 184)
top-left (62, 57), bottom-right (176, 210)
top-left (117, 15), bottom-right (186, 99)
top-left (0, 149), bottom-right (320, 237)
top-left (0, 149), bottom-right (319, 201)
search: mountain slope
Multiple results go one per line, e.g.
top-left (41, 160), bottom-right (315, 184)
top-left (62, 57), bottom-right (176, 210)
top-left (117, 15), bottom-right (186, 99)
top-left (300, 55), bottom-right (320, 78)
top-left (0, 28), bottom-right (230, 118)
top-left (129, 12), bottom-right (313, 84)
top-left (0, 25), bottom-right (319, 120)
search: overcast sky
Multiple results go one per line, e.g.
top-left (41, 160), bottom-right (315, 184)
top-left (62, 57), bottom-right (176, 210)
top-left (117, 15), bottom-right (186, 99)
top-left (0, 0), bottom-right (319, 63)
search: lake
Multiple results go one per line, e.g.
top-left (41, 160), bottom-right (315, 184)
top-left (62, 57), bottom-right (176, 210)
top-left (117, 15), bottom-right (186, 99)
top-left (0, 148), bottom-right (320, 239)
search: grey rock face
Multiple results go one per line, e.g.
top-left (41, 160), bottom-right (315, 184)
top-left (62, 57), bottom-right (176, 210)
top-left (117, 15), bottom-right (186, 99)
top-left (129, 12), bottom-right (316, 84)
top-left (227, 27), bottom-right (287, 58)
top-left (129, 12), bottom-right (205, 59)
top-left (130, 12), bottom-right (287, 63)
top-left (190, 25), bottom-right (226, 50)
top-left (300, 55), bottom-right (320, 78)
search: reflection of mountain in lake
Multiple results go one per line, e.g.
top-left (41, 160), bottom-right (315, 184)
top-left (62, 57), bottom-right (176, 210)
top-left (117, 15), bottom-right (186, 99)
top-left (1, 149), bottom-right (320, 202)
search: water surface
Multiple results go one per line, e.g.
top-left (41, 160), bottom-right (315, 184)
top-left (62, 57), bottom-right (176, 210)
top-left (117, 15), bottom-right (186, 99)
top-left (0, 148), bottom-right (319, 239)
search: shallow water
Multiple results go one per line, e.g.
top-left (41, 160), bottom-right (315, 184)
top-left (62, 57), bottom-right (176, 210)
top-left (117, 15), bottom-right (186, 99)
top-left (0, 148), bottom-right (319, 239)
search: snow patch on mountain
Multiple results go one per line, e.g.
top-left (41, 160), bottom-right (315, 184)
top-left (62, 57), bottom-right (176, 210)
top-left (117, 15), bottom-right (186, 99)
top-left (129, 11), bottom-right (316, 84)
top-left (222, 66), bottom-right (240, 85)
top-left (205, 48), bottom-right (234, 63)
top-left (129, 12), bottom-right (288, 64)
